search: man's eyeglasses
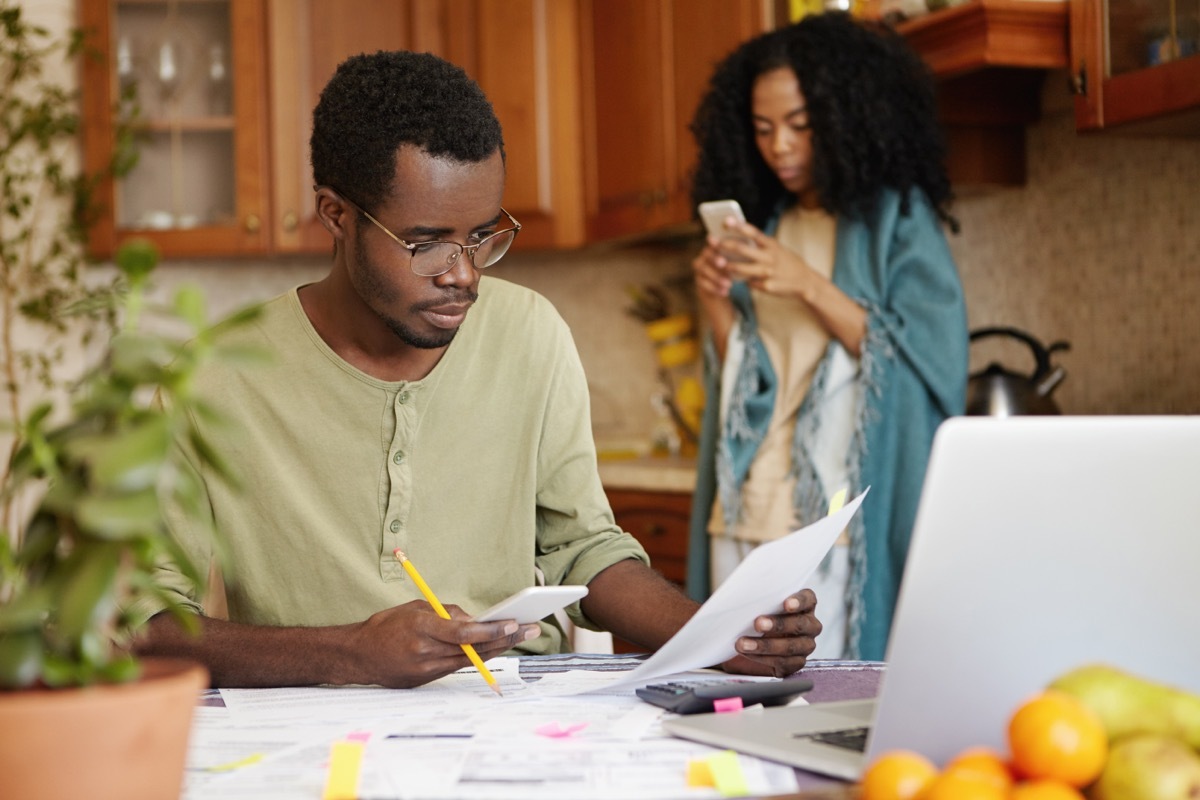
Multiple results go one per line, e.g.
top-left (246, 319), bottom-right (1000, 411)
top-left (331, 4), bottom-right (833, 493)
top-left (320, 187), bottom-right (521, 277)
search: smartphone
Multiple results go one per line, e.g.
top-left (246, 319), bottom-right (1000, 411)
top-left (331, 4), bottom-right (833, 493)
top-left (697, 199), bottom-right (753, 262)
top-left (636, 677), bottom-right (813, 715)
top-left (473, 586), bottom-right (589, 624)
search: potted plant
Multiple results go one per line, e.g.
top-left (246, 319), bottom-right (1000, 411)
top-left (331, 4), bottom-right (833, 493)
top-left (0, 6), bottom-right (258, 798)
top-left (0, 236), bottom-right (260, 800)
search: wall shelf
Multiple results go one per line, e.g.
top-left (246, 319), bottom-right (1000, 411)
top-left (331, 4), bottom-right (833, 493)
top-left (897, 0), bottom-right (1071, 187)
top-left (899, 0), bottom-right (1069, 77)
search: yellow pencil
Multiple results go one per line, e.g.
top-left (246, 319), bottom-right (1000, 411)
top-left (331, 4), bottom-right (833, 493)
top-left (392, 548), bottom-right (502, 697)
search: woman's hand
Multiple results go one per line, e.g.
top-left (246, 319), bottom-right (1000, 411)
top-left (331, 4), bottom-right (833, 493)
top-left (692, 237), bottom-right (736, 301)
top-left (691, 229), bottom-right (739, 358)
top-left (718, 220), bottom-right (819, 302)
top-left (715, 218), bottom-right (868, 356)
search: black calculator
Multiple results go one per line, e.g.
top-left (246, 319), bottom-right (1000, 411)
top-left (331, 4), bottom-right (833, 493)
top-left (635, 677), bottom-right (813, 715)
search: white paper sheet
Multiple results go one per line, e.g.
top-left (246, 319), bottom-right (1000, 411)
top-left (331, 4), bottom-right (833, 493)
top-left (605, 489), bottom-right (866, 690)
top-left (183, 662), bottom-right (803, 800)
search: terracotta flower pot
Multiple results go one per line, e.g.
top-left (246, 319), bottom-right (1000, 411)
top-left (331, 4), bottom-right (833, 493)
top-left (0, 657), bottom-right (208, 800)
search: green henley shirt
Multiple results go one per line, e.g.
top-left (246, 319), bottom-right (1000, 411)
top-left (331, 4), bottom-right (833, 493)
top-left (155, 277), bottom-right (648, 654)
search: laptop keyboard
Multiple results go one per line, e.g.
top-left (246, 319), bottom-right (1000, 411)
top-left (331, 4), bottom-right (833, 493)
top-left (794, 726), bottom-right (870, 753)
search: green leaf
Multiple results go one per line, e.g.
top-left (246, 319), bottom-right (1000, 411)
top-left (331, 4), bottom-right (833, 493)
top-left (189, 429), bottom-right (237, 486)
top-left (212, 341), bottom-right (272, 367)
top-left (75, 489), bottom-right (160, 540)
top-left (108, 331), bottom-right (173, 380)
top-left (0, 584), bottom-right (52, 634)
top-left (66, 417), bottom-right (170, 492)
top-left (172, 285), bottom-right (207, 330)
top-left (97, 653), bottom-right (141, 683)
top-left (0, 630), bottom-right (44, 689)
top-left (40, 653), bottom-right (80, 688)
top-left (15, 511), bottom-right (59, 567)
top-left (113, 237), bottom-right (159, 283)
top-left (207, 303), bottom-right (263, 336)
top-left (56, 543), bottom-right (121, 640)
top-left (156, 526), bottom-right (205, 590)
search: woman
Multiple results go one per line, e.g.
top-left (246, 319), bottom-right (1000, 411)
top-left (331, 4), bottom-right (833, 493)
top-left (685, 13), bottom-right (968, 661)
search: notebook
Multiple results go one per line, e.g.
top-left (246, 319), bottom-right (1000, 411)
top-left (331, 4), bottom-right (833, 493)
top-left (663, 416), bottom-right (1200, 780)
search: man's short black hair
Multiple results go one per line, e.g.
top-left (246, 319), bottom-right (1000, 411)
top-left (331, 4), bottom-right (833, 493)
top-left (311, 50), bottom-right (505, 213)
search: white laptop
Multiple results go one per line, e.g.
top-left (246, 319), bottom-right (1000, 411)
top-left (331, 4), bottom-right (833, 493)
top-left (664, 416), bottom-right (1200, 780)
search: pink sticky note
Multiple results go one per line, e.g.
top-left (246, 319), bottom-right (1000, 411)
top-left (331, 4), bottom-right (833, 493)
top-left (346, 731), bottom-right (371, 743)
top-left (535, 721), bottom-right (589, 738)
top-left (713, 697), bottom-right (744, 714)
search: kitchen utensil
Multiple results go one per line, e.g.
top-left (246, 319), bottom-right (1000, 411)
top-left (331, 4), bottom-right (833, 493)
top-left (966, 327), bottom-right (1070, 416)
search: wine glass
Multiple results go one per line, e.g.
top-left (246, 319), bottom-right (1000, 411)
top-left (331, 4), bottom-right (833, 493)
top-left (207, 42), bottom-right (229, 115)
top-left (157, 38), bottom-right (180, 106)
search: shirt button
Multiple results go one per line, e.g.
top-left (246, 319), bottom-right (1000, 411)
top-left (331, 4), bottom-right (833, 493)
top-left (397, 391), bottom-right (410, 404)
top-left (393, 451), bottom-right (405, 465)
top-left (389, 520), bottom-right (401, 533)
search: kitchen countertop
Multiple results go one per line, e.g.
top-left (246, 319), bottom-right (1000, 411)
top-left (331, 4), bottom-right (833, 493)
top-left (596, 453), bottom-right (697, 493)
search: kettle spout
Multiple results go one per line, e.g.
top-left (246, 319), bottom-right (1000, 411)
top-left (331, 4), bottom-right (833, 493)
top-left (1036, 365), bottom-right (1066, 397)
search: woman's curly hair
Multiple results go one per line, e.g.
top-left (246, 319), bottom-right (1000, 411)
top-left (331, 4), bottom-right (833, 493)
top-left (311, 50), bottom-right (505, 214)
top-left (689, 13), bottom-right (956, 231)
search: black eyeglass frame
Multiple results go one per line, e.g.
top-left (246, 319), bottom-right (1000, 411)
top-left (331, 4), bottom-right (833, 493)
top-left (316, 185), bottom-right (521, 277)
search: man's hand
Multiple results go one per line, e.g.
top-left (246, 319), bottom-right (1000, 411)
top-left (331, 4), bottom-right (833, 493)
top-left (136, 603), bottom-right (540, 689)
top-left (348, 601), bottom-right (541, 688)
top-left (720, 589), bottom-right (822, 678)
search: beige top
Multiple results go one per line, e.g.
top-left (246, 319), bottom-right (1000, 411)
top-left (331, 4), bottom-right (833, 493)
top-left (146, 278), bottom-right (648, 654)
top-left (712, 205), bottom-right (836, 542)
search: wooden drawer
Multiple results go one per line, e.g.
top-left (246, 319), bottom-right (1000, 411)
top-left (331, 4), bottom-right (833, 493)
top-left (606, 488), bottom-right (692, 653)
top-left (607, 489), bottom-right (691, 586)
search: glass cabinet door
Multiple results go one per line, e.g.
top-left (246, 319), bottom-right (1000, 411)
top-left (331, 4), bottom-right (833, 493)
top-left (81, 0), bottom-right (269, 257)
top-left (1107, 0), bottom-right (1198, 75)
top-left (1071, 0), bottom-right (1200, 131)
top-left (113, 1), bottom-right (235, 231)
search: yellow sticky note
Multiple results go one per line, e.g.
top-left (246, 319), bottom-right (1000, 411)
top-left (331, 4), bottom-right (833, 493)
top-left (322, 741), bottom-right (364, 800)
top-left (685, 758), bottom-right (715, 787)
top-left (707, 750), bottom-right (750, 797)
top-left (208, 753), bottom-right (263, 773)
top-left (827, 487), bottom-right (848, 516)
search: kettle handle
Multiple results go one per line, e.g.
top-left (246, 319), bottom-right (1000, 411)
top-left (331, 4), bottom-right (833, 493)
top-left (969, 326), bottom-right (1067, 381)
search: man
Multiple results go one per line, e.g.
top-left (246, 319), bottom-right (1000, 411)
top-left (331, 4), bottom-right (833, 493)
top-left (137, 51), bottom-right (822, 688)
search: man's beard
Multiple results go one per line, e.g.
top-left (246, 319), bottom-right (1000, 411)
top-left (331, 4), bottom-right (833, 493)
top-left (380, 310), bottom-right (459, 349)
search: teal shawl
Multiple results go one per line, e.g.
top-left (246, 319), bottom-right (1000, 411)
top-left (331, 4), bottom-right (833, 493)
top-left (686, 188), bottom-right (967, 661)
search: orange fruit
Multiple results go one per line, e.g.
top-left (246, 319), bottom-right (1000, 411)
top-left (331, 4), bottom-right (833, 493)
top-left (860, 750), bottom-right (939, 800)
top-left (915, 769), bottom-right (1008, 800)
top-left (1010, 779), bottom-right (1088, 800)
top-left (943, 747), bottom-right (1014, 792)
top-left (1007, 690), bottom-right (1108, 787)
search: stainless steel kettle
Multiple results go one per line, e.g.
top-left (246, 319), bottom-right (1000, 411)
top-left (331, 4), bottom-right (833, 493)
top-left (966, 327), bottom-right (1070, 416)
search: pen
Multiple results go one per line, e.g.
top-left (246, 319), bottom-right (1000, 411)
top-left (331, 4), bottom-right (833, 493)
top-left (392, 548), bottom-right (503, 697)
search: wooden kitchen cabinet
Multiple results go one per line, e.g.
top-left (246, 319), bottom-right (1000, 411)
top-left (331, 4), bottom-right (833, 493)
top-left (80, 0), bottom-right (271, 258)
top-left (607, 488), bottom-right (692, 588)
top-left (580, 0), bottom-right (768, 241)
top-left (84, 0), bottom-right (586, 257)
top-left (896, 0), bottom-right (1070, 186)
top-left (267, 0), bottom-right (587, 254)
top-left (606, 487), bottom-right (693, 654)
top-left (81, 1), bottom-right (770, 259)
top-left (1069, 0), bottom-right (1200, 133)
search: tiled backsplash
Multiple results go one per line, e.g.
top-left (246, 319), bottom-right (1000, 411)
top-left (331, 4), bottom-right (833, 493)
top-left (950, 83), bottom-right (1200, 416)
top-left (142, 77), bottom-right (1200, 440)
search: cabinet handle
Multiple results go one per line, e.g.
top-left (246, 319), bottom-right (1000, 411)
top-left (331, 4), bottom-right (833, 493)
top-left (1069, 64), bottom-right (1087, 96)
top-left (282, 211), bottom-right (298, 232)
top-left (244, 214), bottom-right (261, 233)
top-left (643, 523), bottom-right (666, 538)
top-left (653, 188), bottom-right (667, 205)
